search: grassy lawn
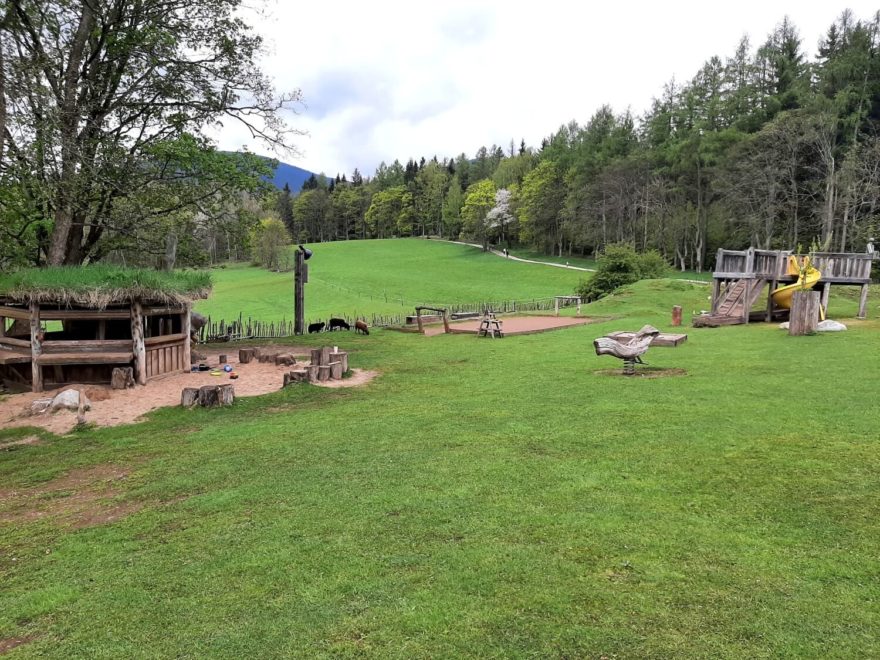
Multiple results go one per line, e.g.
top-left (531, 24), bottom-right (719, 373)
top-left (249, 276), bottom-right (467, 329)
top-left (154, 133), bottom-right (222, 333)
top-left (2, 273), bottom-right (879, 657)
top-left (197, 239), bottom-right (589, 323)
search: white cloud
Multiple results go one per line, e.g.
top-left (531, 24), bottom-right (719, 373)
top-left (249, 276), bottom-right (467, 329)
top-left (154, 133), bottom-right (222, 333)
top-left (212, 0), bottom-right (879, 177)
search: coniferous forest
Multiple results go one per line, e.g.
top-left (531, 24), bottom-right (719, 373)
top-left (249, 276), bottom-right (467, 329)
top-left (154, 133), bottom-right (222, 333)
top-left (285, 10), bottom-right (880, 272)
top-left (2, 8), bottom-right (879, 272)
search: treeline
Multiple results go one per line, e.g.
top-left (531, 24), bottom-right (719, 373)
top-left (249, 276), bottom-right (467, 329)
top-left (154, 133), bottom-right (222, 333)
top-left (277, 10), bottom-right (880, 271)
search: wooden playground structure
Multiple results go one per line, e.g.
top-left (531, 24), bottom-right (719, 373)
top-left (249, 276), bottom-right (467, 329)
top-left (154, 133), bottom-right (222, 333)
top-left (694, 248), bottom-right (874, 327)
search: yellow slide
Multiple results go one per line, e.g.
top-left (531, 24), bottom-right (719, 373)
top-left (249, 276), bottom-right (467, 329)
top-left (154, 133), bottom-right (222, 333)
top-left (771, 255), bottom-right (823, 317)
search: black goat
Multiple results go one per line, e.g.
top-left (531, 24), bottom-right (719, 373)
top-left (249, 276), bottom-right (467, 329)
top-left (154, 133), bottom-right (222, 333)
top-left (328, 317), bottom-right (350, 331)
top-left (308, 321), bottom-right (325, 333)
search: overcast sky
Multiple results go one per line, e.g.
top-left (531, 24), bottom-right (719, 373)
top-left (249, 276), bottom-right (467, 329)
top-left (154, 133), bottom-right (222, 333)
top-left (212, 1), bottom-right (879, 177)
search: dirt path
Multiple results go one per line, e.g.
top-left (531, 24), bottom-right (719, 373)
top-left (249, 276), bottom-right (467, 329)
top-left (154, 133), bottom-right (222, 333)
top-left (0, 347), bottom-right (377, 435)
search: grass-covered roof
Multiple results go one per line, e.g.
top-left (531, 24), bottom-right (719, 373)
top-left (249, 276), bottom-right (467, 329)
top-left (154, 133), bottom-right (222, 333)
top-left (0, 266), bottom-right (211, 308)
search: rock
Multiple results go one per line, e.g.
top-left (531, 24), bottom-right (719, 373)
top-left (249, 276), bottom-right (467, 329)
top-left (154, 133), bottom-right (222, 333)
top-left (778, 321), bottom-right (790, 329)
top-left (817, 319), bottom-right (847, 332)
top-left (28, 398), bottom-right (54, 415)
top-left (50, 389), bottom-right (91, 412)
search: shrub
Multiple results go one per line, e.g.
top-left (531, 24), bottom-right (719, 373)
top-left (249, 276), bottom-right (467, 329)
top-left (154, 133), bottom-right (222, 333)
top-left (575, 244), bottom-right (670, 302)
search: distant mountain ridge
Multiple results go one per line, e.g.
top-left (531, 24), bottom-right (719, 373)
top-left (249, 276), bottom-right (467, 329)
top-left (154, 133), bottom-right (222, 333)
top-left (268, 159), bottom-right (322, 193)
top-left (223, 152), bottom-right (322, 193)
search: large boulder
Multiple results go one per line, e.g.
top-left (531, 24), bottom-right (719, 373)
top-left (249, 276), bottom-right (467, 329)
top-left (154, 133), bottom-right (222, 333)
top-left (50, 389), bottom-right (91, 412)
top-left (817, 320), bottom-right (847, 332)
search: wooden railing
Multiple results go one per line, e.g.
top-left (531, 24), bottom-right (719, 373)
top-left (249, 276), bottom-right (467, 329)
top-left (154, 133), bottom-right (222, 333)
top-left (714, 248), bottom-right (873, 283)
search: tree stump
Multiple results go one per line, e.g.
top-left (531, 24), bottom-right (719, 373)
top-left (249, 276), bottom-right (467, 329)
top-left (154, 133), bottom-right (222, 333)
top-left (181, 387), bottom-right (199, 407)
top-left (239, 348), bottom-right (255, 364)
top-left (329, 361), bottom-right (343, 380)
top-left (310, 348), bottom-right (323, 366)
top-left (219, 354), bottom-right (227, 364)
top-left (320, 346), bottom-right (331, 366)
top-left (275, 353), bottom-right (296, 366)
top-left (198, 385), bottom-right (220, 407)
top-left (318, 365), bottom-right (331, 382)
top-left (306, 364), bottom-right (319, 382)
top-left (329, 351), bottom-right (348, 373)
top-left (284, 370), bottom-right (309, 387)
top-left (258, 351), bottom-right (277, 364)
top-left (111, 367), bottom-right (135, 390)
top-left (789, 290), bottom-right (820, 336)
top-left (217, 384), bottom-right (235, 405)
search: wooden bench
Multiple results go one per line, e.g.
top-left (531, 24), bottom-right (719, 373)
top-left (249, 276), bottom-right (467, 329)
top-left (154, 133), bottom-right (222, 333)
top-left (36, 352), bottom-right (134, 365)
top-left (0, 348), bottom-right (31, 365)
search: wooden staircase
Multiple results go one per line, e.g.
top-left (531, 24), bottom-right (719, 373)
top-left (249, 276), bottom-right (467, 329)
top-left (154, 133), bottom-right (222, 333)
top-left (694, 278), bottom-right (767, 327)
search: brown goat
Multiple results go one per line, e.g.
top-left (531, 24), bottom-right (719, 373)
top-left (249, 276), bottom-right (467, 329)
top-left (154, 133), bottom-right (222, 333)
top-left (355, 320), bottom-right (369, 335)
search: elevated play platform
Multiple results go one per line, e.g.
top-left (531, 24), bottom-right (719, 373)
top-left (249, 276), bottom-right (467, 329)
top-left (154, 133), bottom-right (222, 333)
top-left (694, 248), bottom-right (873, 327)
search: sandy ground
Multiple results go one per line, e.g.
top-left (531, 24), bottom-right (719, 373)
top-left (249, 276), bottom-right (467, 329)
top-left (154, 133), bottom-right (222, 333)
top-left (0, 346), bottom-right (377, 435)
top-left (423, 315), bottom-right (595, 336)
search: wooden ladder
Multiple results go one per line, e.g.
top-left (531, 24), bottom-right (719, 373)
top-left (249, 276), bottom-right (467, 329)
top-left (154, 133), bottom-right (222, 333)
top-left (713, 279), bottom-right (767, 321)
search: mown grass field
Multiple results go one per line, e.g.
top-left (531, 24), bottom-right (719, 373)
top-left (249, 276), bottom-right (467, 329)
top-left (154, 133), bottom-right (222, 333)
top-left (2, 254), bottom-right (879, 657)
top-left (197, 239), bottom-right (590, 323)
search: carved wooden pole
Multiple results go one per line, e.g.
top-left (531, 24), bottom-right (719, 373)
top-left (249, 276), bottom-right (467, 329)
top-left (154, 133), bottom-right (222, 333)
top-left (294, 249), bottom-right (305, 335)
top-left (29, 302), bottom-right (42, 392)
top-left (131, 301), bottom-right (147, 385)
top-left (182, 302), bottom-right (192, 370)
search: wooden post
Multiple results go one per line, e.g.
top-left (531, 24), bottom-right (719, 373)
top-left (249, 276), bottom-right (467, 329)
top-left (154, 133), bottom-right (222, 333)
top-left (416, 309), bottom-right (424, 334)
top-left (294, 249), bottom-right (305, 335)
top-left (789, 290), bottom-right (820, 336)
top-left (671, 306), bottom-right (682, 327)
top-left (131, 301), bottom-right (147, 385)
top-left (857, 284), bottom-right (869, 319)
top-left (554, 297), bottom-right (560, 316)
top-left (576, 299), bottom-right (581, 316)
top-left (183, 303), bottom-right (192, 370)
top-left (442, 310), bottom-right (450, 333)
top-left (0, 315), bottom-right (5, 337)
top-left (711, 279), bottom-right (721, 313)
top-left (29, 302), bottom-right (42, 393)
top-left (821, 282), bottom-right (831, 316)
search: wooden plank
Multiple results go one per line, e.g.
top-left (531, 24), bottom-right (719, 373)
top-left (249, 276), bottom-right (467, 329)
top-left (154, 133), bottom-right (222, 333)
top-left (42, 339), bottom-right (131, 352)
top-left (30, 308), bottom-right (130, 321)
top-left (36, 352), bottom-right (134, 365)
top-left (0, 336), bottom-right (30, 348)
top-left (142, 306), bottom-right (186, 317)
top-left (144, 333), bottom-right (187, 346)
top-left (30, 303), bottom-right (42, 392)
top-left (0, 349), bottom-right (32, 365)
top-left (0, 305), bottom-right (31, 319)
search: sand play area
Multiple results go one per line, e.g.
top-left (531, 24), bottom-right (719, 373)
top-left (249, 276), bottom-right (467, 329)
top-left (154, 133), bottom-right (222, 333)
top-left (0, 347), bottom-right (377, 435)
top-left (422, 315), bottom-right (595, 336)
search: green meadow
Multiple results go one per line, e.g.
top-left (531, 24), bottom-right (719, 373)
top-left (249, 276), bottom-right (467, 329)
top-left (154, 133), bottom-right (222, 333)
top-left (2, 244), bottom-right (879, 658)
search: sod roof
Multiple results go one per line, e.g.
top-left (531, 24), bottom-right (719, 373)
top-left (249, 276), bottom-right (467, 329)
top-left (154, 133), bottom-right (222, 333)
top-left (0, 266), bottom-right (211, 308)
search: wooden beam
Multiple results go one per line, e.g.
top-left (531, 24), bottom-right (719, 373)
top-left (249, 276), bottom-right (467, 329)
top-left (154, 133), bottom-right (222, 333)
top-left (28, 308), bottom-right (130, 321)
top-left (0, 336), bottom-right (29, 348)
top-left (858, 284), bottom-right (869, 319)
top-left (0, 305), bottom-right (30, 319)
top-left (30, 303), bottom-right (43, 393)
top-left (294, 250), bottom-right (305, 335)
top-left (0, 315), bottom-right (5, 338)
top-left (131, 302), bottom-right (147, 385)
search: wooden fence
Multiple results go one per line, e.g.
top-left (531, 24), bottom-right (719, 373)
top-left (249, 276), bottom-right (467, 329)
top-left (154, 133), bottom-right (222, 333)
top-left (197, 297), bottom-right (572, 341)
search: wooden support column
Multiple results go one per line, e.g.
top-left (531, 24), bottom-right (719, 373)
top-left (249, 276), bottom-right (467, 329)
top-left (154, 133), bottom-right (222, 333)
top-left (294, 250), bottom-right (305, 335)
top-left (182, 303), bottom-right (192, 371)
top-left (29, 303), bottom-right (43, 392)
top-left (0, 314), bottom-right (5, 337)
top-left (442, 311), bottom-right (450, 333)
top-left (131, 301), bottom-right (147, 385)
top-left (766, 280), bottom-right (777, 322)
top-left (711, 279), bottom-right (721, 313)
top-left (857, 284), bottom-right (869, 319)
top-left (554, 298), bottom-right (560, 316)
top-left (821, 282), bottom-right (831, 317)
top-left (416, 309), bottom-right (424, 334)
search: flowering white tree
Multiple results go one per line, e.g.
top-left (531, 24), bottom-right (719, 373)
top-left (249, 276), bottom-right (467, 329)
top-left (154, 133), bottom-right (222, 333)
top-left (486, 188), bottom-right (515, 248)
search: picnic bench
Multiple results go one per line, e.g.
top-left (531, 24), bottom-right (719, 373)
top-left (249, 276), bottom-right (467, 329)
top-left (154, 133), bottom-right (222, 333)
top-left (477, 312), bottom-right (504, 338)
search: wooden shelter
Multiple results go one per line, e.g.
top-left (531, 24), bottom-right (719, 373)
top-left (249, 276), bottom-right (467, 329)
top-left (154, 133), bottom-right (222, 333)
top-left (694, 248), bottom-right (874, 327)
top-left (0, 268), bottom-right (209, 392)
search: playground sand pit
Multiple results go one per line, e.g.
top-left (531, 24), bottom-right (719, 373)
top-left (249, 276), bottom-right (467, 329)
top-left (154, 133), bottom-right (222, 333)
top-left (0, 347), bottom-right (376, 435)
top-left (423, 315), bottom-right (596, 336)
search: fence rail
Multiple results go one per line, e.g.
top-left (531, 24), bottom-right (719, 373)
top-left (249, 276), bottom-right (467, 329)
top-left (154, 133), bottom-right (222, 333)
top-left (197, 297), bottom-right (576, 341)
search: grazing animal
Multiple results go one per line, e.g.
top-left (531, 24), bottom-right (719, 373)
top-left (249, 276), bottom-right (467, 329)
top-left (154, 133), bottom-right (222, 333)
top-left (308, 321), bottom-right (325, 334)
top-left (328, 317), bottom-right (350, 331)
top-left (355, 320), bottom-right (369, 335)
